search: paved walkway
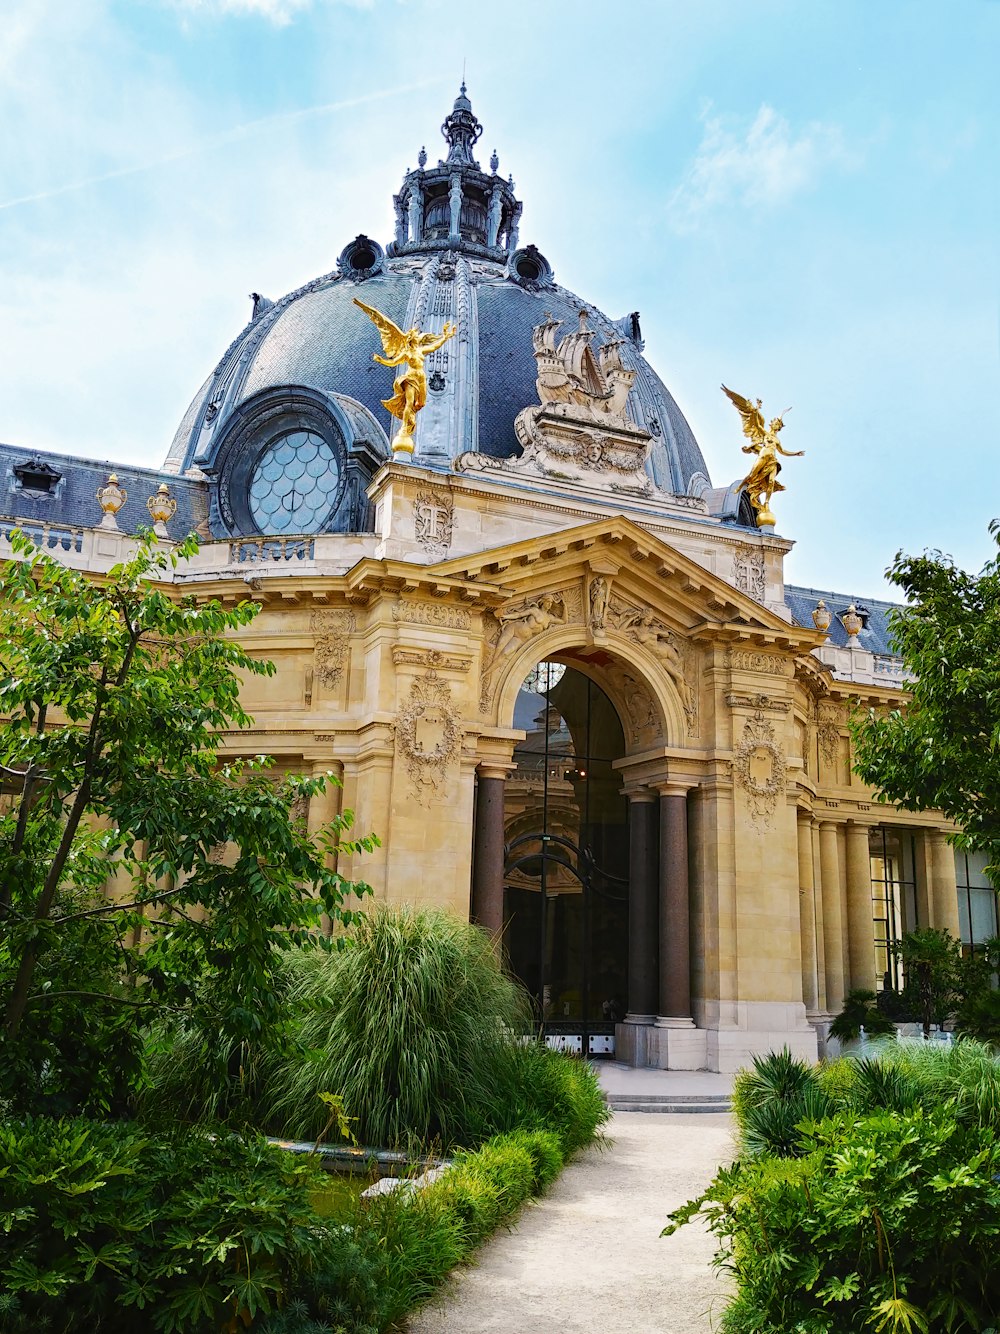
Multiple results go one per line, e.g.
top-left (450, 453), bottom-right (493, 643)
top-left (407, 1112), bottom-right (733, 1334)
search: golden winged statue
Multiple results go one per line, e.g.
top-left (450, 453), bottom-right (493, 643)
top-left (354, 298), bottom-right (457, 454)
top-left (721, 384), bottom-right (803, 529)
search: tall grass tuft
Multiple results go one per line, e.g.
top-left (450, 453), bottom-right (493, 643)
top-left (258, 906), bottom-right (536, 1148)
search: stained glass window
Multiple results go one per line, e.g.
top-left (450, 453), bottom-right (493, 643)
top-left (248, 430), bottom-right (340, 535)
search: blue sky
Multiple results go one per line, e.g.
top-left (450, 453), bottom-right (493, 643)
top-left (1, 0), bottom-right (997, 596)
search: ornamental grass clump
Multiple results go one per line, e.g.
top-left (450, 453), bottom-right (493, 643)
top-left (259, 905), bottom-right (539, 1149)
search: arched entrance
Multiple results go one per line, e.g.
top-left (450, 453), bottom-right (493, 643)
top-left (502, 661), bottom-right (629, 1057)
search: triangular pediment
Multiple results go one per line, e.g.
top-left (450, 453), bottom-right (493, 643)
top-left (426, 515), bottom-right (820, 651)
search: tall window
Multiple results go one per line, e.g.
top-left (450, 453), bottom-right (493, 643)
top-left (956, 849), bottom-right (998, 955)
top-left (869, 828), bottom-right (916, 990)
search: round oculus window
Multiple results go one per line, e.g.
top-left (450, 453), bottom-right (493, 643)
top-left (248, 430), bottom-right (341, 535)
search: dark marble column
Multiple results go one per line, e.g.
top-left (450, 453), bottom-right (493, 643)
top-left (626, 792), bottom-right (658, 1021)
top-left (471, 766), bottom-right (507, 939)
top-left (658, 787), bottom-right (692, 1021)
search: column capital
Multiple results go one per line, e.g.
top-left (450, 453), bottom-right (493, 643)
top-left (477, 762), bottom-right (514, 782)
top-left (651, 778), bottom-right (699, 798)
top-left (624, 786), bottom-right (658, 804)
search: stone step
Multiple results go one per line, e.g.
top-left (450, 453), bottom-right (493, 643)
top-left (604, 1093), bottom-right (732, 1115)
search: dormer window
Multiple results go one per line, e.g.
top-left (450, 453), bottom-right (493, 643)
top-left (13, 458), bottom-right (62, 496)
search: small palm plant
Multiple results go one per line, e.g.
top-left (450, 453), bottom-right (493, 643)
top-left (732, 1048), bottom-right (834, 1157)
top-left (829, 988), bottom-right (896, 1044)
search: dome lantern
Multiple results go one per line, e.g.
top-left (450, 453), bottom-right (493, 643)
top-left (388, 85), bottom-right (523, 260)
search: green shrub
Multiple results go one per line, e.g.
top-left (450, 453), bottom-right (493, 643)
top-left (665, 1106), bottom-right (1000, 1334)
top-left (829, 988), bottom-right (897, 1043)
top-left (0, 1116), bottom-right (353, 1334)
top-left (502, 1128), bottom-right (564, 1191)
top-left (815, 1053), bottom-right (860, 1105)
top-left (145, 906), bottom-right (608, 1155)
top-left (490, 1039), bottom-right (609, 1152)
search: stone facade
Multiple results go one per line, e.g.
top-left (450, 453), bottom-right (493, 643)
top-left (0, 86), bottom-right (970, 1073)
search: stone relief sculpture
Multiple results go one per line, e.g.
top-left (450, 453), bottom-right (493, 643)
top-left (494, 593), bottom-right (565, 661)
top-left (817, 705), bottom-right (843, 767)
top-left (607, 664), bottom-right (660, 743)
top-left (393, 599), bottom-right (471, 630)
top-left (310, 610), bottom-right (356, 689)
top-left (726, 648), bottom-right (788, 675)
top-left (732, 545), bottom-right (767, 603)
top-left (455, 312), bottom-right (656, 495)
top-left (414, 490), bottom-right (454, 560)
top-left (479, 592), bottom-right (568, 713)
top-left (618, 607), bottom-right (696, 731)
top-left (395, 671), bottom-right (463, 804)
top-left (730, 709), bottom-right (787, 828)
top-left (588, 575), bottom-right (611, 633)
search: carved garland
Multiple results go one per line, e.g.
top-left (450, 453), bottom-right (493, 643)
top-left (817, 709), bottom-right (843, 766)
top-left (393, 599), bottom-right (471, 630)
top-left (310, 610), bottom-right (356, 688)
top-left (395, 672), bottom-right (463, 804)
top-left (730, 710), bottom-right (787, 827)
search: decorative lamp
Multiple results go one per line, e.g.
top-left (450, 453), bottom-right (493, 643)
top-left (811, 599), bottom-right (832, 635)
top-left (841, 603), bottom-right (863, 640)
top-left (146, 482), bottom-right (177, 539)
top-left (96, 473), bottom-right (127, 529)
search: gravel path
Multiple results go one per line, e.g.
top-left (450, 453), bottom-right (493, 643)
top-left (406, 1112), bottom-right (733, 1334)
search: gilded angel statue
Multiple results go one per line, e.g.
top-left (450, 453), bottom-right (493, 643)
top-left (721, 384), bottom-right (803, 529)
top-left (354, 298), bottom-right (457, 454)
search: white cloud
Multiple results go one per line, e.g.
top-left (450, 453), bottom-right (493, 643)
top-left (668, 104), bottom-right (856, 232)
top-left (169, 0), bottom-right (371, 22)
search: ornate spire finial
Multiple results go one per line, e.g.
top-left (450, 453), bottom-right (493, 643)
top-left (490, 148), bottom-right (499, 174)
top-left (441, 83), bottom-right (482, 167)
top-left (417, 144), bottom-right (427, 170)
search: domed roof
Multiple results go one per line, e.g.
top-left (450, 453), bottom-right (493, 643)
top-left (164, 88), bottom-right (711, 504)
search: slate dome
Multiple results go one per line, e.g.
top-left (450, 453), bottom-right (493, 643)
top-left (164, 87), bottom-right (712, 536)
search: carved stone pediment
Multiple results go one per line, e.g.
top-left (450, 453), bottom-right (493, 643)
top-left (455, 312), bottom-right (655, 496)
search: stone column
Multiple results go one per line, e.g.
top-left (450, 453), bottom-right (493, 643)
top-left (928, 830), bottom-right (961, 939)
top-left (471, 765), bottom-right (508, 939)
top-left (657, 786), bottom-right (692, 1023)
top-left (819, 821), bottom-right (845, 1012)
top-left (845, 820), bottom-right (877, 993)
top-left (626, 791), bottom-right (658, 1023)
top-left (649, 783), bottom-right (707, 1070)
top-left (797, 813), bottom-right (819, 1014)
top-left (811, 819), bottom-right (827, 1011)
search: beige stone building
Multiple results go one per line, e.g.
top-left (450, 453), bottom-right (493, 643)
top-left (3, 88), bottom-right (993, 1071)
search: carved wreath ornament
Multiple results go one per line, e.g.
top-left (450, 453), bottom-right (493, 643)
top-left (395, 672), bottom-right (462, 804)
top-left (730, 710), bottom-right (787, 827)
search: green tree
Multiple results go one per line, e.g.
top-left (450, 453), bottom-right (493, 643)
top-left (0, 530), bottom-right (375, 1115)
top-left (851, 521), bottom-right (1000, 884)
